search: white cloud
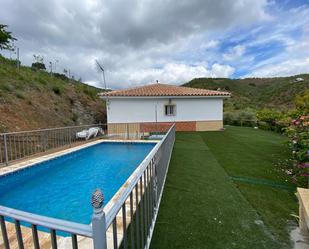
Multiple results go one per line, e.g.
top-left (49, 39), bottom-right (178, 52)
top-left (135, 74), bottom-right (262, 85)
top-left (104, 63), bottom-right (235, 88)
top-left (200, 40), bottom-right (219, 50)
top-left (0, 0), bottom-right (269, 88)
top-left (223, 45), bottom-right (246, 61)
top-left (211, 63), bottom-right (235, 77)
top-left (246, 7), bottom-right (309, 78)
top-left (246, 58), bottom-right (309, 77)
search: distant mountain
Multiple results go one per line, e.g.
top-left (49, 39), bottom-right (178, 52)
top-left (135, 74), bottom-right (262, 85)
top-left (183, 75), bottom-right (309, 111)
top-left (0, 55), bottom-right (106, 132)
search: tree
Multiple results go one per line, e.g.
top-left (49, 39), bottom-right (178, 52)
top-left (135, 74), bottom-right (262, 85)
top-left (256, 108), bottom-right (282, 124)
top-left (32, 54), bottom-right (46, 70)
top-left (295, 90), bottom-right (309, 115)
top-left (0, 24), bottom-right (16, 50)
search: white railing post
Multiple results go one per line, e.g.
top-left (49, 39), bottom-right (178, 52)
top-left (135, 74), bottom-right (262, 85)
top-left (69, 128), bottom-right (72, 147)
top-left (91, 189), bottom-right (107, 249)
top-left (126, 123), bottom-right (129, 140)
top-left (3, 134), bottom-right (8, 165)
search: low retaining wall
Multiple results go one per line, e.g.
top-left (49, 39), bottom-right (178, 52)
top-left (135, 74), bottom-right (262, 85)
top-left (108, 120), bottom-right (223, 133)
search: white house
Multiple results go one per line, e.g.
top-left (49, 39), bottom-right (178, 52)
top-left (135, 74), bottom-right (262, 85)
top-left (295, 77), bottom-right (304, 82)
top-left (99, 83), bottom-right (230, 132)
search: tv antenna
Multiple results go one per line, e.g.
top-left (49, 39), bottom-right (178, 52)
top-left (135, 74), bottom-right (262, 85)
top-left (95, 60), bottom-right (107, 90)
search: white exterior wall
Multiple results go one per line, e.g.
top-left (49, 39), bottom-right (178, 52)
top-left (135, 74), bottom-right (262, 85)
top-left (106, 97), bottom-right (223, 123)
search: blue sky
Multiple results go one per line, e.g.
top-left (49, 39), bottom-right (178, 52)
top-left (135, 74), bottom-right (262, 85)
top-left (177, 0), bottom-right (309, 79)
top-left (0, 0), bottom-right (309, 88)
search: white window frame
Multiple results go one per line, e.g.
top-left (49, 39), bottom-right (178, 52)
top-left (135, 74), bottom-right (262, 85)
top-left (164, 104), bottom-right (176, 116)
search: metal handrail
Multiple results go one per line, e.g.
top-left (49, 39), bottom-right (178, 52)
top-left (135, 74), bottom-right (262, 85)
top-left (0, 123), bottom-right (107, 166)
top-left (0, 124), bottom-right (105, 136)
top-left (0, 124), bottom-right (176, 249)
top-left (0, 205), bottom-right (92, 237)
top-left (104, 124), bottom-right (175, 228)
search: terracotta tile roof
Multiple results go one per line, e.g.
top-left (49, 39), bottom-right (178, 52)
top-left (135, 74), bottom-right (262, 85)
top-left (99, 83), bottom-right (230, 97)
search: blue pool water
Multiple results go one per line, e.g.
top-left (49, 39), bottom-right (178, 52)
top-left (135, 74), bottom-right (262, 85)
top-left (0, 142), bottom-right (155, 224)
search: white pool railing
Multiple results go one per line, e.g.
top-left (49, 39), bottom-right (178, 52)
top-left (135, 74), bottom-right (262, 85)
top-left (0, 124), bottom-right (107, 166)
top-left (0, 123), bottom-right (176, 249)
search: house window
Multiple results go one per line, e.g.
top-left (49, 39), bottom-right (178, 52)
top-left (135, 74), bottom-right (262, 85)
top-left (165, 104), bottom-right (176, 116)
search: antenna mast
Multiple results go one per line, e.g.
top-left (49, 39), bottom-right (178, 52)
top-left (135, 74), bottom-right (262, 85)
top-left (95, 60), bottom-right (107, 90)
top-left (95, 60), bottom-right (109, 111)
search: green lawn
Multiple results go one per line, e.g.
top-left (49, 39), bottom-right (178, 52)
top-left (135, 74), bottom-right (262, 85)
top-left (150, 126), bottom-right (297, 249)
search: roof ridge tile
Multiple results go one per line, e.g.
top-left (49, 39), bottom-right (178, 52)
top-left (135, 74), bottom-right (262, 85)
top-left (100, 83), bottom-right (230, 97)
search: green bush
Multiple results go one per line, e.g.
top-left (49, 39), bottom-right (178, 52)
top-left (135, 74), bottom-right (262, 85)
top-left (0, 82), bottom-right (13, 92)
top-left (52, 83), bottom-right (64, 95)
top-left (77, 83), bottom-right (98, 100)
top-left (1, 57), bottom-right (18, 67)
top-left (257, 121), bottom-right (273, 131)
top-left (256, 108), bottom-right (288, 132)
top-left (53, 73), bottom-right (69, 81)
top-left (52, 86), bottom-right (61, 95)
top-left (85, 88), bottom-right (97, 100)
top-left (15, 90), bottom-right (25, 99)
top-left (256, 108), bottom-right (282, 123)
top-left (72, 113), bottom-right (78, 122)
top-left (224, 112), bottom-right (236, 124)
top-left (31, 62), bottom-right (46, 70)
top-left (224, 109), bottom-right (256, 127)
top-left (295, 90), bottom-right (309, 115)
top-left (37, 77), bottom-right (47, 85)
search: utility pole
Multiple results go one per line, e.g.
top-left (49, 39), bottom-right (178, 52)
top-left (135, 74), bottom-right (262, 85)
top-left (54, 59), bottom-right (59, 73)
top-left (49, 61), bottom-right (53, 76)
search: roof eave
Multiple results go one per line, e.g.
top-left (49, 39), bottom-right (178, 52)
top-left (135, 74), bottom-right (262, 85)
top-left (99, 94), bottom-right (230, 99)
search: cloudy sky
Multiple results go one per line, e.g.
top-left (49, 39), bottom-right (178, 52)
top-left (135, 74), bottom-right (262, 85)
top-left (1, 0), bottom-right (309, 89)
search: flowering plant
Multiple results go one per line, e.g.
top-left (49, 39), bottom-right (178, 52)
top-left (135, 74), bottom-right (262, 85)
top-left (285, 116), bottom-right (309, 186)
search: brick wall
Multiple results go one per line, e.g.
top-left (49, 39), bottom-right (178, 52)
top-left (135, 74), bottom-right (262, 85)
top-left (108, 120), bottom-right (223, 133)
top-left (175, 121), bottom-right (196, 131)
top-left (140, 121), bottom-right (196, 132)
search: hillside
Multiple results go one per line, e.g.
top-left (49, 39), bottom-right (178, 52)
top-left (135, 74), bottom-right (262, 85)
top-left (0, 56), bottom-right (106, 132)
top-left (183, 76), bottom-right (309, 112)
top-left (1, 53), bottom-right (308, 132)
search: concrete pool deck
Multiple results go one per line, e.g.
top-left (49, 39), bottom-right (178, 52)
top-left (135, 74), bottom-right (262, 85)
top-left (0, 138), bottom-right (159, 249)
top-left (0, 138), bottom-right (158, 177)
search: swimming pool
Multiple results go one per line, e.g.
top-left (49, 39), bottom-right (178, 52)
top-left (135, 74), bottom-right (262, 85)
top-left (0, 141), bottom-right (156, 224)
